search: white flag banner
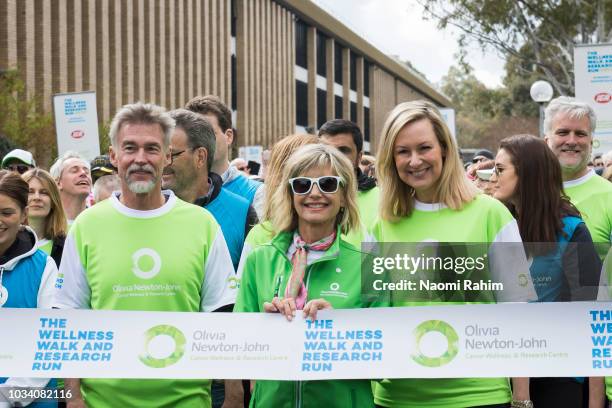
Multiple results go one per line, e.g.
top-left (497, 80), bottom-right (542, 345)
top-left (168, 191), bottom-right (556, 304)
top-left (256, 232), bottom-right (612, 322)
top-left (0, 302), bottom-right (610, 380)
top-left (574, 44), bottom-right (612, 154)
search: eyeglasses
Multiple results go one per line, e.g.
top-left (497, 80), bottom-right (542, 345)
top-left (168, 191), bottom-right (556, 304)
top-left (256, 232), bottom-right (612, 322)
top-left (170, 149), bottom-right (187, 163)
top-left (288, 176), bottom-right (342, 195)
top-left (6, 164), bottom-right (31, 174)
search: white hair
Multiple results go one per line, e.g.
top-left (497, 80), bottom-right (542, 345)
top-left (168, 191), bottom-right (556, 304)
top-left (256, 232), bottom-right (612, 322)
top-left (49, 151), bottom-right (90, 181)
top-left (543, 96), bottom-right (597, 136)
top-left (93, 174), bottom-right (121, 203)
top-left (108, 102), bottom-right (175, 149)
top-left (603, 150), bottom-right (612, 167)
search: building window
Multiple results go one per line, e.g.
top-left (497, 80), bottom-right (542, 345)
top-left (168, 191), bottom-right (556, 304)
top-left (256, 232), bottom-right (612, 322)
top-left (296, 80), bottom-right (308, 127)
top-left (335, 95), bottom-right (343, 118)
top-left (350, 50), bottom-right (357, 91)
top-left (350, 101), bottom-right (357, 123)
top-left (364, 60), bottom-right (370, 97)
top-left (334, 44), bottom-right (343, 85)
top-left (364, 107), bottom-right (370, 142)
top-left (316, 32), bottom-right (327, 77)
top-left (317, 89), bottom-right (327, 129)
top-left (231, 0), bottom-right (236, 37)
top-left (295, 19), bottom-right (308, 69)
top-left (231, 55), bottom-right (237, 110)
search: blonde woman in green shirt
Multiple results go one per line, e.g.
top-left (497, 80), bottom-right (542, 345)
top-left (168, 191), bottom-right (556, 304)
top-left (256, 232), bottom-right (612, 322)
top-left (372, 100), bottom-right (535, 408)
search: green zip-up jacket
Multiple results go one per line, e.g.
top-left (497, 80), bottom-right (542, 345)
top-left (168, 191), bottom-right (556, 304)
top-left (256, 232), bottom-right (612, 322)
top-left (235, 228), bottom-right (386, 408)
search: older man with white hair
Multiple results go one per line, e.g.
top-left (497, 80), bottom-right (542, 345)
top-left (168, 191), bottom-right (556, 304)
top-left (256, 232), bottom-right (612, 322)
top-left (544, 96), bottom-right (612, 407)
top-left (53, 102), bottom-right (239, 408)
top-left (49, 150), bottom-right (92, 224)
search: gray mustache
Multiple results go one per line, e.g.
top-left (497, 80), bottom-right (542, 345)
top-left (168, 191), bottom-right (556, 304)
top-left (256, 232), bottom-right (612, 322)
top-left (127, 164), bottom-right (156, 176)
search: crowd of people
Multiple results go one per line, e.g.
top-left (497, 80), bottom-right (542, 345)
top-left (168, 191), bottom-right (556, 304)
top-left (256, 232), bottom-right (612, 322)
top-left (0, 94), bottom-right (610, 408)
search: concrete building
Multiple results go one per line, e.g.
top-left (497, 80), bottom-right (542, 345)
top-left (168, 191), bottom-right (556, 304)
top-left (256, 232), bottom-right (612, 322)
top-left (0, 0), bottom-right (450, 154)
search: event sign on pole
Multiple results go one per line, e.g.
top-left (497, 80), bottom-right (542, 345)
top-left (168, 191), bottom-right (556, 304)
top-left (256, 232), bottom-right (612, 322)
top-left (238, 145), bottom-right (263, 164)
top-left (52, 91), bottom-right (101, 161)
top-left (574, 43), bottom-right (612, 154)
top-left (439, 108), bottom-right (456, 141)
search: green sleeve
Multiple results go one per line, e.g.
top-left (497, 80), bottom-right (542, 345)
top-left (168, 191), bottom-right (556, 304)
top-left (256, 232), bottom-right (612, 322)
top-left (234, 251), bottom-right (260, 312)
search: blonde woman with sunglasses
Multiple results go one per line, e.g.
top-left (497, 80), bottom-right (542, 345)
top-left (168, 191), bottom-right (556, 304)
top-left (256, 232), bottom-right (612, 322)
top-left (235, 144), bottom-right (385, 407)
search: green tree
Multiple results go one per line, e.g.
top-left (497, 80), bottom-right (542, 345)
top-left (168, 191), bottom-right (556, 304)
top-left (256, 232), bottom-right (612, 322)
top-left (0, 69), bottom-right (56, 168)
top-left (420, 0), bottom-right (612, 95)
top-left (441, 64), bottom-right (538, 149)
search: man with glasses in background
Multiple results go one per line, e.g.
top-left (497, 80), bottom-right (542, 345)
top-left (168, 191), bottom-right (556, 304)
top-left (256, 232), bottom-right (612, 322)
top-left (1, 148), bottom-right (36, 174)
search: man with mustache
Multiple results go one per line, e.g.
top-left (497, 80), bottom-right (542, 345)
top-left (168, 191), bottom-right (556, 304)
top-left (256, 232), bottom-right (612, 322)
top-left (49, 151), bottom-right (92, 224)
top-left (543, 96), bottom-right (612, 407)
top-left (53, 103), bottom-right (238, 408)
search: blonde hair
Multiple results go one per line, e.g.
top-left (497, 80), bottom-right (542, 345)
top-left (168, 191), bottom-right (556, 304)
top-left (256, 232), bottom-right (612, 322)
top-left (22, 168), bottom-right (68, 240)
top-left (376, 100), bottom-right (478, 221)
top-left (270, 144), bottom-right (360, 235)
top-left (263, 133), bottom-right (319, 222)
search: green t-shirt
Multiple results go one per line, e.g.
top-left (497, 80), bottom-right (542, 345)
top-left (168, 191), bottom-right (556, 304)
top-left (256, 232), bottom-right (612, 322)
top-left (564, 170), bottom-right (612, 247)
top-left (53, 191), bottom-right (236, 408)
top-left (358, 186), bottom-right (380, 230)
top-left (371, 194), bottom-right (534, 408)
top-left (37, 239), bottom-right (52, 255)
top-left (564, 172), bottom-right (612, 401)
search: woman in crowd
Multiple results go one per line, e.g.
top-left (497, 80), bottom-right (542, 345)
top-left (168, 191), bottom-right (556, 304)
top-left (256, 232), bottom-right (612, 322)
top-left (235, 144), bottom-right (383, 407)
top-left (0, 170), bottom-right (58, 407)
top-left (237, 133), bottom-right (318, 273)
top-left (372, 100), bottom-right (535, 408)
top-left (22, 168), bottom-right (68, 268)
top-left (491, 134), bottom-right (601, 407)
top-left (467, 159), bottom-right (495, 196)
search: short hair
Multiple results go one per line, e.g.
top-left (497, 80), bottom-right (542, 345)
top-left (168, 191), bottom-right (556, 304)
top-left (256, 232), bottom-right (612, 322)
top-left (108, 102), bottom-right (175, 149)
top-left (603, 165), bottom-right (612, 181)
top-left (544, 96), bottom-right (597, 136)
top-left (318, 119), bottom-right (364, 153)
top-left (376, 100), bottom-right (478, 221)
top-left (361, 154), bottom-right (375, 166)
top-left (603, 150), bottom-right (612, 167)
top-left (169, 109), bottom-right (216, 172)
top-left (22, 168), bottom-right (68, 240)
top-left (93, 174), bottom-right (121, 203)
top-left (270, 143), bottom-right (360, 235)
top-left (0, 170), bottom-right (28, 210)
top-left (185, 95), bottom-right (232, 132)
top-left (49, 151), bottom-right (90, 181)
top-left (263, 133), bottom-right (319, 222)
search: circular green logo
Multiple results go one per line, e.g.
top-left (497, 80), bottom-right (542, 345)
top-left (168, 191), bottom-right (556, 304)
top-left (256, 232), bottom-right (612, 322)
top-left (518, 273), bottom-right (529, 287)
top-left (228, 276), bottom-right (240, 290)
top-left (411, 320), bottom-right (459, 367)
top-left (139, 325), bottom-right (186, 368)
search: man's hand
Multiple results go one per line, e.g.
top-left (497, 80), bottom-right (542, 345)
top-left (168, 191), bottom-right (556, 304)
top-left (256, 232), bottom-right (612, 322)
top-left (64, 379), bottom-right (86, 408)
top-left (221, 379), bottom-right (243, 408)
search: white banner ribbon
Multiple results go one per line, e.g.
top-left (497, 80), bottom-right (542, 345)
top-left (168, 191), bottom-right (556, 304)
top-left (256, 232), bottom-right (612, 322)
top-left (0, 302), bottom-right (611, 380)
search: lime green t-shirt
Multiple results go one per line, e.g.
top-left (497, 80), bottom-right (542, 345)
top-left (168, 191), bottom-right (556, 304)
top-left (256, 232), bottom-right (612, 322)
top-left (357, 186), bottom-right (380, 230)
top-left (37, 239), bottom-right (52, 255)
top-left (564, 170), bottom-right (612, 248)
top-left (566, 172), bottom-right (612, 400)
top-left (371, 194), bottom-right (534, 408)
top-left (53, 191), bottom-right (236, 408)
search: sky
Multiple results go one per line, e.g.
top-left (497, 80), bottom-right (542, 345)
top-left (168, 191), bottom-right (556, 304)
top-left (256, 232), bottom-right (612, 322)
top-left (313, 0), bottom-right (506, 89)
